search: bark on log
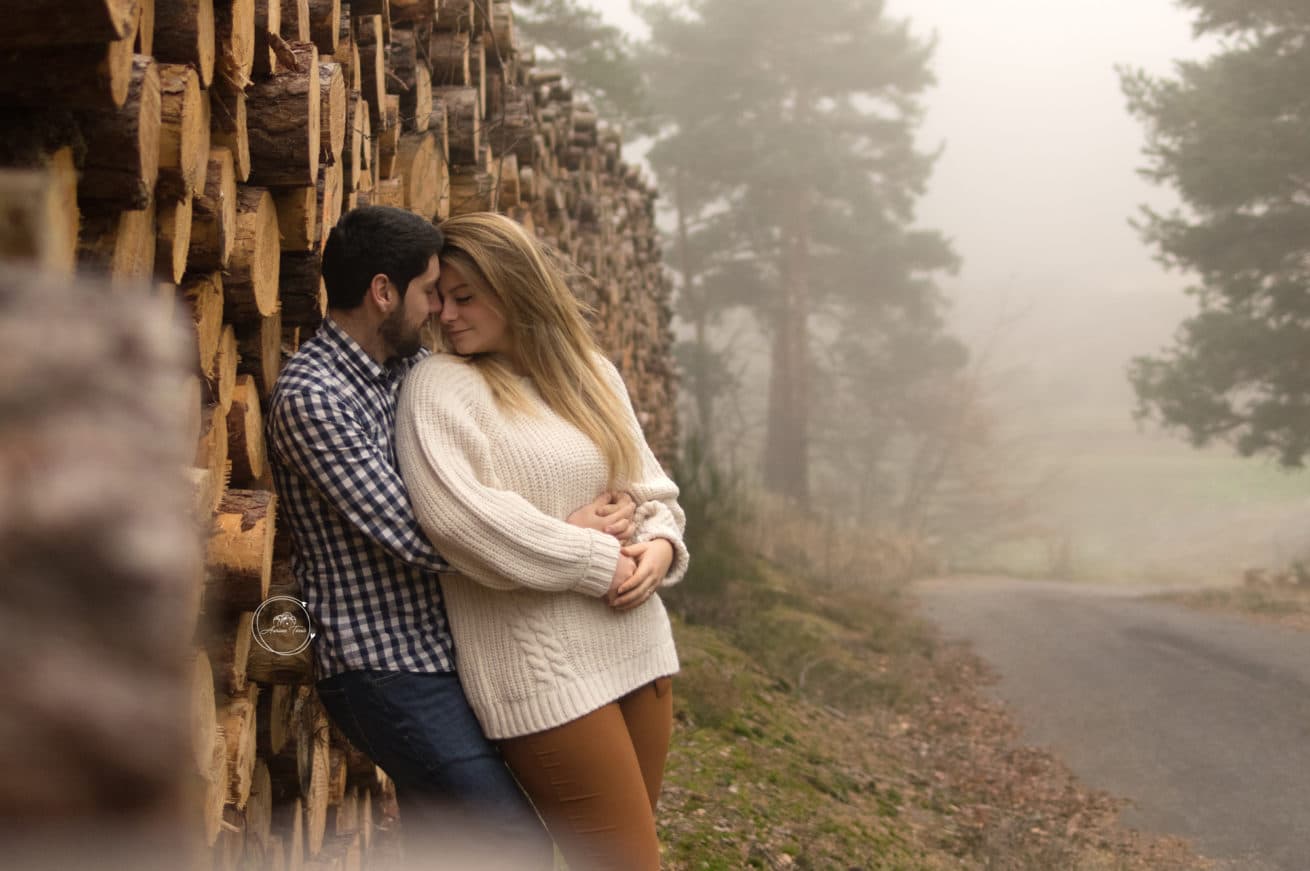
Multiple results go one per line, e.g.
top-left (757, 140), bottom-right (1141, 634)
top-left (271, 799), bottom-right (304, 871)
top-left (77, 55), bottom-right (160, 208)
top-left (248, 759), bottom-right (274, 855)
top-left (248, 41), bottom-right (321, 186)
top-left (205, 489), bottom-right (277, 613)
top-left (257, 683), bottom-right (300, 756)
top-left (387, 28), bottom-right (431, 133)
top-left (490, 83), bottom-right (533, 164)
top-left (156, 188), bottom-right (193, 283)
top-left (433, 85), bottom-right (478, 165)
top-left (77, 200), bottom-right (157, 284)
top-left (0, 156), bottom-right (78, 274)
top-left (195, 403), bottom-right (230, 513)
top-left (281, 0), bottom-right (310, 42)
top-left (215, 0), bottom-right (256, 85)
top-left (224, 185), bottom-right (279, 324)
top-left (236, 308), bottom-right (284, 400)
top-left (0, 35), bottom-right (135, 109)
top-left (494, 151), bottom-right (519, 209)
top-left (211, 78), bottom-right (252, 183)
top-left (435, 0), bottom-right (473, 32)
top-left (301, 698), bottom-right (330, 856)
top-left (354, 15), bottom-right (386, 129)
top-left (153, 0), bottom-right (216, 87)
top-left (0, 0), bottom-right (140, 45)
top-left (390, 0), bottom-right (434, 26)
top-left (226, 375), bottom-right (267, 486)
top-left (449, 166), bottom-right (495, 215)
top-left (429, 29), bottom-right (469, 86)
top-left (309, 0), bottom-right (340, 54)
top-left (375, 94), bottom-right (401, 179)
top-left (279, 250), bottom-right (326, 329)
top-left (254, 0), bottom-right (284, 77)
top-left (489, 0), bottom-right (515, 66)
top-left (189, 147), bottom-right (237, 270)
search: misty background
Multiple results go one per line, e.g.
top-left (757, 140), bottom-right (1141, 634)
top-left (554, 0), bottom-right (1310, 584)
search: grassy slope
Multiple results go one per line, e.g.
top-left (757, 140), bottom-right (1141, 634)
top-left (657, 555), bottom-right (1206, 870)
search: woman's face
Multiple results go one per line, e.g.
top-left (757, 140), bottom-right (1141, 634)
top-left (436, 262), bottom-right (512, 358)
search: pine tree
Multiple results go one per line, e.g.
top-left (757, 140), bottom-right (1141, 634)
top-left (1123, 1), bottom-right (1310, 465)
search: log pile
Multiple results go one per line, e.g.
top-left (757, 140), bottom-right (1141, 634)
top-left (0, 1), bottom-right (677, 868)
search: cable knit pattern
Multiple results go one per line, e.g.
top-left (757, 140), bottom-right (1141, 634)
top-left (395, 352), bottom-right (687, 739)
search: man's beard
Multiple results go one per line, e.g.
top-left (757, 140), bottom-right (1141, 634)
top-left (380, 303), bottom-right (423, 359)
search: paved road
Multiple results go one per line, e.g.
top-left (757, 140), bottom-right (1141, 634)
top-left (915, 576), bottom-right (1310, 871)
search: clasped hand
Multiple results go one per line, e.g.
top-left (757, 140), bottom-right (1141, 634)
top-left (565, 491), bottom-right (672, 611)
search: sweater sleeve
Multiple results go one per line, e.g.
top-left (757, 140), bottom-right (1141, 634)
top-left (596, 355), bottom-right (690, 588)
top-left (396, 357), bottom-right (620, 597)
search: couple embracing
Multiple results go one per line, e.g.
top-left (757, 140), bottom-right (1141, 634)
top-left (268, 206), bottom-right (687, 870)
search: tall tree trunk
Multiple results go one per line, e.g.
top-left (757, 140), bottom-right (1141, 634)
top-left (674, 170), bottom-right (713, 450)
top-left (764, 193), bottom-right (810, 506)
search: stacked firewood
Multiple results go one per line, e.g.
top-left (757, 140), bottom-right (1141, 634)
top-left (0, 1), bottom-right (674, 869)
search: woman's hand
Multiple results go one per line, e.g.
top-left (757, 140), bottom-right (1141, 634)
top-left (606, 539), bottom-right (674, 611)
top-left (566, 491), bottom-right (636, 542)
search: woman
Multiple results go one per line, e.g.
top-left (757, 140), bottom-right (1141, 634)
top-left (394, 212), bottom-right (688, 871)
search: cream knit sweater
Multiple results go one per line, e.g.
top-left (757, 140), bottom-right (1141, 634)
top-left (395, 352), bottom-right (688, 739)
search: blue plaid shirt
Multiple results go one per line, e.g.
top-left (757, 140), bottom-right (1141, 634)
top-left (267, 317), bottom-right (455, 678)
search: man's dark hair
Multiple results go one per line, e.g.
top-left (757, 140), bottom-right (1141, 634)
top-left (321, 206), bottom-right (444, 310)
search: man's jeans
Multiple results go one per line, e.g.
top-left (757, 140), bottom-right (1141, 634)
top-left (316, 669), bottom-right (552, 867)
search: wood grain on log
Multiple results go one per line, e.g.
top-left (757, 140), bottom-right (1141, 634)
top-left (387, 28), bottom-right (431, 133)
top-left (375, 94), bottom-right (401, 179)
top-left (189, 147), bottom-right (237, 269)
top-left (354, 15), bottom-right (386, 129)
top-left (77, 55), bottom-right (159, 208)
top-left (316, 158), bottom-right (343, 249)
top-left (77, 200), bottom-right (156, 284)
top-left (274, 185), bottom-right (317, 251)
top-left (136, 0), bottom-right (154, 54)
top-left (396, 131), bottom-right (439, 219)
top-left (219, 684), bottom-right (259, 809)
top-left (224, 185), bottom-right (279, 323)
top-left (206, 489), bottom-right (277, 613)
top-left (181, 271), bottom-right (224, 377)
top-left (203, 726), bottom-right (228, 845)
top-left (210, 323), bottom-right (239, 414)
top-left (248, 41), bottom-right (321, 186)
top-left (207, 610), bottom-right (255, 696)
top-left (156, 188), bottom-right (193, 282)
top-left (319, 61), bottom-right (346, 166)
top-left (236, 308), bottom-right (284, 400)
top-left (227, 374), bottom-right (267, 486)
top-left (215, 0), bottom-right (257, 85)
top-left (211, 78), bottom-right (252, 182)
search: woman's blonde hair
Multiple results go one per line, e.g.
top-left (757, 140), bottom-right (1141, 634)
top-left (436, 212), bottom-right (642, 489)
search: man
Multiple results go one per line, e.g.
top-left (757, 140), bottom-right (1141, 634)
top-left (268, 206), bottom-right (630, 864)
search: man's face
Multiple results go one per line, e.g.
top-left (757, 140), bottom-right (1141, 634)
top-left (380, 254), bottom-right (441, 359)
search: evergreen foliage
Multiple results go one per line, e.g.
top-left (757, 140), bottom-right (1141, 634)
top-left (1123, 1), bottom-right (1310, 465)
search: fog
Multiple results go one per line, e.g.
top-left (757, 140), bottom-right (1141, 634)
top-left (585, 0), bottom-right (1310, 584)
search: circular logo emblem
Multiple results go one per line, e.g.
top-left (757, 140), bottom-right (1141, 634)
top-left (251, 596), bottom-right (316, 656)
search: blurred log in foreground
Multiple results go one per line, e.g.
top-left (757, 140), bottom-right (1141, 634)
top-left (0, 263), bottom-right (203, 870)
